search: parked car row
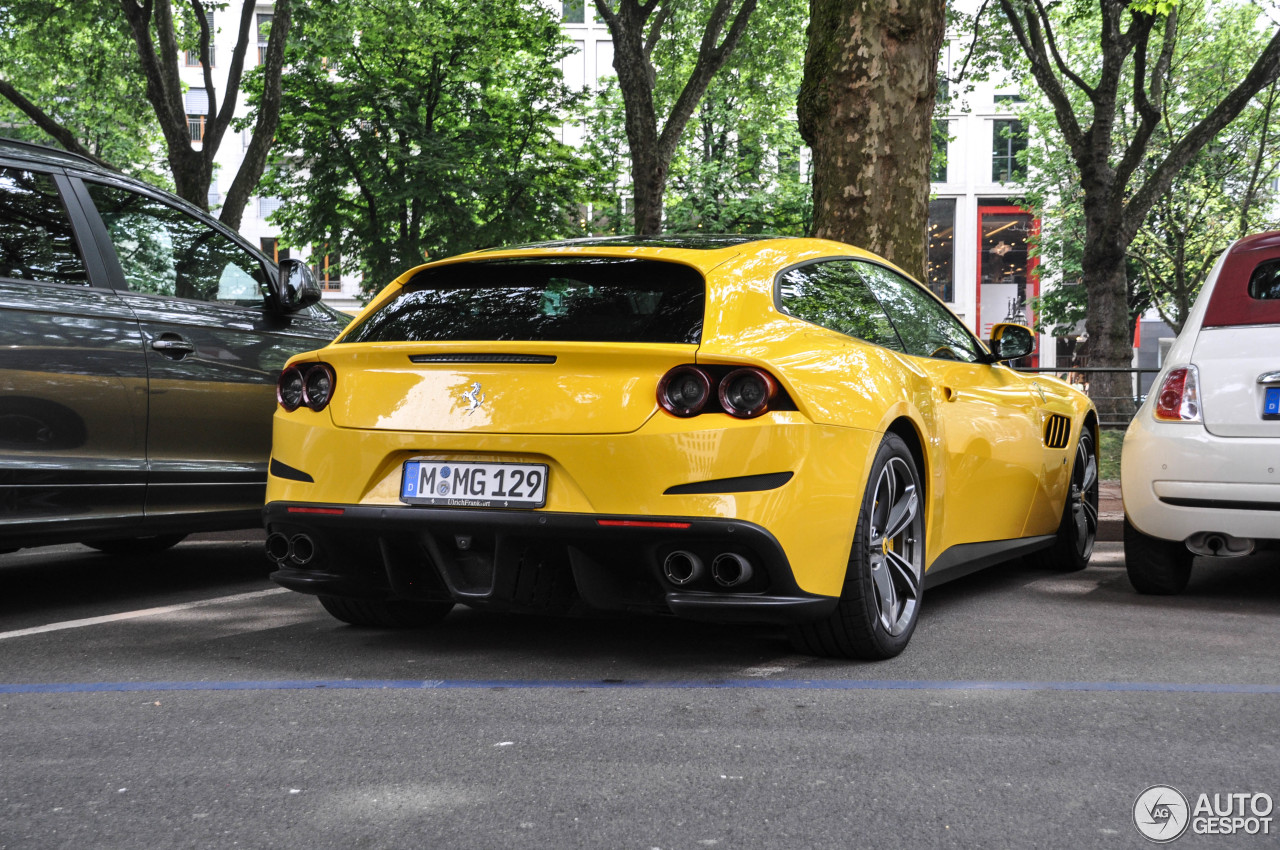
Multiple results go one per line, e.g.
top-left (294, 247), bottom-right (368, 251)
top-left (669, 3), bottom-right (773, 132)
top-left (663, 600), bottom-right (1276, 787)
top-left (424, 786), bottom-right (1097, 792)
top-left (4, 135), bottom-right (1272, 661)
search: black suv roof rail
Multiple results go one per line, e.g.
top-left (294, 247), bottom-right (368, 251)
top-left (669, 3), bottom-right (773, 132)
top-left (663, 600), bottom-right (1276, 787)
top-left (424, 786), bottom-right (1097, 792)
top-left (0, 136), bottom-right (110, 170)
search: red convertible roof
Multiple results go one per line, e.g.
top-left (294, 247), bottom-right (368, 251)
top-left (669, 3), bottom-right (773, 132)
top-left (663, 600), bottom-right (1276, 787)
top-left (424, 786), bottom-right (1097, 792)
top-left (1202, 231), bottom-right (1280, 328)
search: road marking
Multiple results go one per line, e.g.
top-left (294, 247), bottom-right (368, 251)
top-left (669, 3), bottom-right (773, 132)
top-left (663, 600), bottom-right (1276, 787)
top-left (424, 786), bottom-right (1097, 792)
top-left (2, 678), bottom-right (1279, 695)
top-left (0, 588), bottom-right (291, 641)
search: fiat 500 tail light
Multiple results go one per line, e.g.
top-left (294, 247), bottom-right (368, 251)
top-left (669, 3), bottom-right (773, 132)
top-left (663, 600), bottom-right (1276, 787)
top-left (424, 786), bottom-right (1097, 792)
top-left (1153, 365), bottom-right (1202, 422)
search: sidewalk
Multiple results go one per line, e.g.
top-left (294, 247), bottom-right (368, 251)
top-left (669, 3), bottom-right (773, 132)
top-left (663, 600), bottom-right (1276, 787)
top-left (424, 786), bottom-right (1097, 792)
top-left (1099, 480), bottom-right (1122, 542)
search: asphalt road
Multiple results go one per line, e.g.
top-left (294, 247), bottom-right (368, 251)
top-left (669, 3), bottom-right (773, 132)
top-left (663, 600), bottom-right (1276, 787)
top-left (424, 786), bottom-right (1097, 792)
top-left (1, 533), bottom-right (1277, 849)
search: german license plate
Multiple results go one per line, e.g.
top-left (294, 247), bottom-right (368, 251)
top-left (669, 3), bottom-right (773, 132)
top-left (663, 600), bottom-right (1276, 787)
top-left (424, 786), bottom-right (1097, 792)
top-left (400, 460), bottom-right (548, 508)
top-left (1265, 386), bottom-right (1280, 419)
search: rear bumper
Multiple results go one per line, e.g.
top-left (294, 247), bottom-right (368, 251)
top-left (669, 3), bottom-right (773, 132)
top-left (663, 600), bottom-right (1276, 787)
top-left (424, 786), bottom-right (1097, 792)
top-left (264, 502), bottom-right (838, 625)
top-left (1122, 414), bottom-right (1280, 542)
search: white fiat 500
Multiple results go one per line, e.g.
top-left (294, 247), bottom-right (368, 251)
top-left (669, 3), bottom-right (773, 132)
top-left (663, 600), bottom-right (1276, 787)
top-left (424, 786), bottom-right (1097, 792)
top-left (1123, 231), bottom-right (1280, 593)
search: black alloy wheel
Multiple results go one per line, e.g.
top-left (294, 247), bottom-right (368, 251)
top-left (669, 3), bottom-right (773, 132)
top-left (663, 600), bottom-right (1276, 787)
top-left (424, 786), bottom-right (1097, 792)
top-left (1044, 429), bottom-right (1099, 571)
top-left (789, 432), bottom-right (925, 660)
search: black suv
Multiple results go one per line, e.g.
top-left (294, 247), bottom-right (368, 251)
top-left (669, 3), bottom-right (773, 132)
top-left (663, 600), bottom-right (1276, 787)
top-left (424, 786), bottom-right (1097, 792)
top-left (0, 138), bottom-right (348, 554)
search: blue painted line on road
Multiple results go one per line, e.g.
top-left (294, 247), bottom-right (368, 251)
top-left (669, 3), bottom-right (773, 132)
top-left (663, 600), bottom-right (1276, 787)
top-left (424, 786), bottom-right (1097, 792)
top-left (1, 679), bottom-right (1279, 695)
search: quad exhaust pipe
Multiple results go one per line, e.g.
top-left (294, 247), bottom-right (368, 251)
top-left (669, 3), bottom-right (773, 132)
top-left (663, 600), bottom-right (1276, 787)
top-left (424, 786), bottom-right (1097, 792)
top-left (663, 550), bottom-right (704, 585)
top-left (711, 552), bottom-right (753, 587)
top-left (663, 550), bottom-right (754, 588)
top-left (266, 531), bottom-right (319, 566)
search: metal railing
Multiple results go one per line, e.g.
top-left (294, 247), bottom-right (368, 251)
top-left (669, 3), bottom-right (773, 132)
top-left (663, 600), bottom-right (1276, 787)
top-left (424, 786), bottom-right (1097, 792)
top-left (1016, 366), bottom-right (1163, 429)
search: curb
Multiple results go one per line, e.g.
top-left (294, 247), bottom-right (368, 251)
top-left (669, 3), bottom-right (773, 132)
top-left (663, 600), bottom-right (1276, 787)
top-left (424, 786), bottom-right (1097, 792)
top-left (1099, 480), bottom-right (1122, 542)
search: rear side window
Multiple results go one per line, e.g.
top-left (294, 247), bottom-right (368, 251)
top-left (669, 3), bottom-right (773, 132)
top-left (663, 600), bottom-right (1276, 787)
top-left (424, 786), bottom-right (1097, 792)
top-left (778, 261), bottom-right (903, 351)
top-left (85, 181), bottom-right (267, 305)
top-left (1248, 259), bottom-right (1280, 300)
top-left (0, 167), bottom-right (87, 286)
top-left (343, 258), bottom-right (705, 344)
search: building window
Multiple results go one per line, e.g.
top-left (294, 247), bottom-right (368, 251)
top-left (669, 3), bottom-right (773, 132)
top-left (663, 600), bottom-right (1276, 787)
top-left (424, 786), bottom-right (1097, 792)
top-left (311, 247), bottom-right (341, 291)
top-left (257, 13), bottom-right (273, 65)
top-left (927, 199), bottom-right (956, 303)
top-left (185, 88), bottom-right (208, 144)
top-left (563, 1), bottom-right (584, 23)
top-left (259, 196), bottom-right (282, 218)
top-left (260, 237), bottom-right (289, 263)
top-left (185, 10), bottom-right (215, 66)
top-left (931, 119), bottom-right (950, 183)
top-left (992, 119), bottom-right (1026, 183)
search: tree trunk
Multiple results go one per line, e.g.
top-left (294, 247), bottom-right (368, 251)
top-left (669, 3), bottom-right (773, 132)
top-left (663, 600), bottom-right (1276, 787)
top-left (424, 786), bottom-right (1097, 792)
top-left (1081, 228), bottom-right (1137, 421)
top-left (799, 0), bottom-right (946, 281)
top-left (596, 0), bottom-right (758, 236)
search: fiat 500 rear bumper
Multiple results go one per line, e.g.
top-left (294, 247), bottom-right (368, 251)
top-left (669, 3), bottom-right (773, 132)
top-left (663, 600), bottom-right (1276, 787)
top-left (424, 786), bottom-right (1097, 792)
top-left (1123, 415), bottom-right (1280, 543)
top-left (263, 502), bottom-right (839, 625)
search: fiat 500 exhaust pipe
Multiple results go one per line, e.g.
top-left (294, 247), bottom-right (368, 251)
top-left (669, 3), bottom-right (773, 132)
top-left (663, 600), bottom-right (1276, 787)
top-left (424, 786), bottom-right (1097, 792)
top-left (711, 552), bottom-right (753, 588)
top-left (663, 550), bottom-right (705, 586)
top-left (1185, 532), bottom-right (1254, 558)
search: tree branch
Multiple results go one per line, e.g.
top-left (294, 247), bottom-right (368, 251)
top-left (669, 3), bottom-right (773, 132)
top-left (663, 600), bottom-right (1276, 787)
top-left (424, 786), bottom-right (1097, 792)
top-left (657, 0), bottom-right (756, 162)
top-left (1114, 8), bottom-right (1175, 192)
top-left (221, 0), bottom-right (293, 229)
top-left (0, 79), bottom-right (114, 168)
top-left (998, 0), bottom-right (1085, 152)
top-left (1124, 26), bottom-right (1280, 243)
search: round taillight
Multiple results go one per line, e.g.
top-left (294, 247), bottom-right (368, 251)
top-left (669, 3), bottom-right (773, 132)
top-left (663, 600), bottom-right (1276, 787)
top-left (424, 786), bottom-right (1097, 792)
top-left (303, 364), bottom-right (336, 411)
top-left (277, 366), bottom-right (305, 412)
top-left (718, 367), bottom-right (778, 418)
top-left (1153, 365), bottom-right (1201, 422)
top-left (658, 366), bottom-right (712, 417)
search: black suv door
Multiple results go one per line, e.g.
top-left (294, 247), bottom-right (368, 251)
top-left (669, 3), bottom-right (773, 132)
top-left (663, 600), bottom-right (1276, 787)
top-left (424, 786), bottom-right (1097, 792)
top-left (71, 176), bottom-right (345, 521)
top-left (0, 163), bottom-right (148, 538)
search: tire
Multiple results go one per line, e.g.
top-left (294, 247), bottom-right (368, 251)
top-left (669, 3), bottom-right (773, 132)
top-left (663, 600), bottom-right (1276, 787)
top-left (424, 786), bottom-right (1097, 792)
top-left (86, 534), bottom-right (187, 556)
top-left (1043, 429), bottom-right (1099, 572)
top-left (1124, 518), bottom-right (1193, 594)
top-left (318, 595), bottom-right (454, 628)
top-left (789, 432), bottom-right (925, 660)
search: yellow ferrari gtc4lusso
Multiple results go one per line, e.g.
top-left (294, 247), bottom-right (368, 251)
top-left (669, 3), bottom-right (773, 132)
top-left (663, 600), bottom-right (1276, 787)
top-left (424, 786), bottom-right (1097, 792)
top-left (265, 235), bottom-right (1098, 659)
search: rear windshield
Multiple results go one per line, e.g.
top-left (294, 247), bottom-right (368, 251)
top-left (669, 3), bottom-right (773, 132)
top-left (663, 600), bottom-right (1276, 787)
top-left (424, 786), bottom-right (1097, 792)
top-left (342, 257), bottom-right (705, 344)
top-left (1248, 259), bottom-right (1280, 300)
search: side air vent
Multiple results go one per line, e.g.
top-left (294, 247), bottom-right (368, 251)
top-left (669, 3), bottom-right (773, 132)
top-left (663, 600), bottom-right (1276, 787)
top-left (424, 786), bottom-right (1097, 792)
top-left (1044, 414), bottom-right (1071, 449)
top-left (408, 354), bottom-right (557, 364)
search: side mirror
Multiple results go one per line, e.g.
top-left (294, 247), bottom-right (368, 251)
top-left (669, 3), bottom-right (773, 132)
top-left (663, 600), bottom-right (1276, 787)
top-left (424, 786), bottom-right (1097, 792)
top-left (987, 323), bottom-right (1036, 362)
top-left (271, 258), bottom-right (322, 314)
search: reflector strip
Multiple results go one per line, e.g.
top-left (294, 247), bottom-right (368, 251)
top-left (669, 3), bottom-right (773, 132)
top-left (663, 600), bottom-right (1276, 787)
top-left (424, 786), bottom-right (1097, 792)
top-left (596, 519), bottom-right (691, 529)
top-left (286, 507), bottom-right (345, 515)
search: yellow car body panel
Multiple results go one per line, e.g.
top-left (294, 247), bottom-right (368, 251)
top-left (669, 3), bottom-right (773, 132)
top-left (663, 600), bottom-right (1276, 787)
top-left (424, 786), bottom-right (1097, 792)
top-left (265, 236), bottom-right (1096, 655)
